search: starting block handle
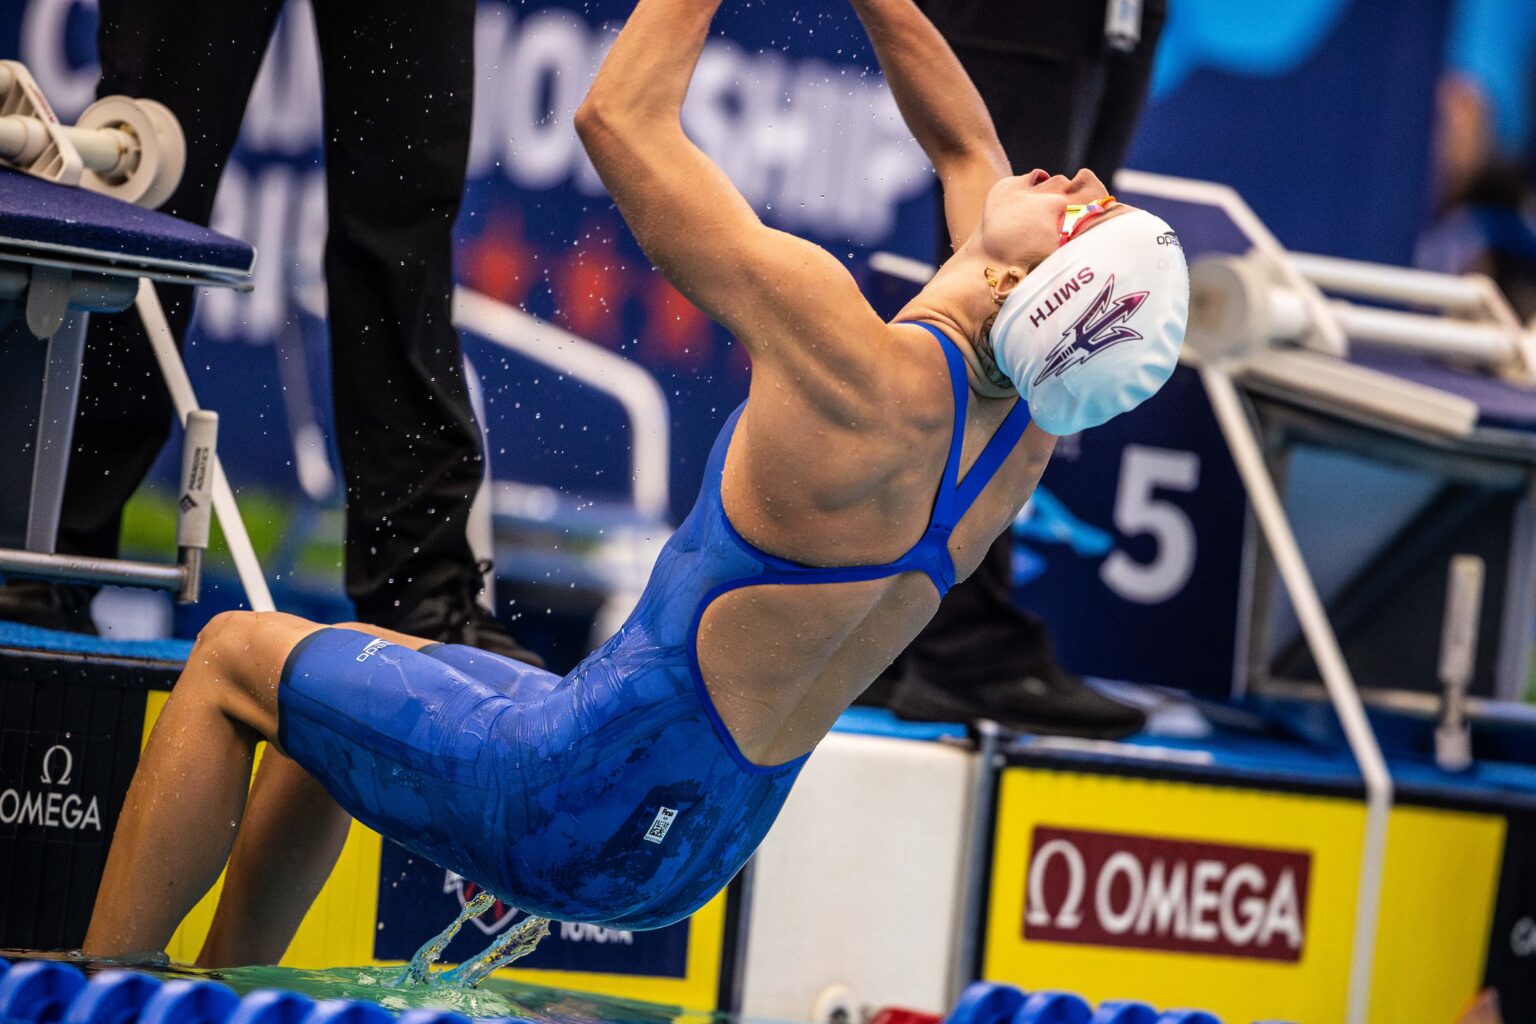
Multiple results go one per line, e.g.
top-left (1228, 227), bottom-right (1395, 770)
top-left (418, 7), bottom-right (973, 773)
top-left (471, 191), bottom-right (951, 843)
top-left (137, 280), bottom-right (275, 612)
top-left (1436, 554), bottom-right (1484, 772)
top-left (175, 410), bottom-right (218, 603)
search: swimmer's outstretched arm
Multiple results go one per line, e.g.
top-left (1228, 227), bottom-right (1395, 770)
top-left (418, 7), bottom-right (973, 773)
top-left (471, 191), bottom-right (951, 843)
top-left (575, 0), bottom-right (888, 379)
top-left (846, 0), bottom-right (1010, 249)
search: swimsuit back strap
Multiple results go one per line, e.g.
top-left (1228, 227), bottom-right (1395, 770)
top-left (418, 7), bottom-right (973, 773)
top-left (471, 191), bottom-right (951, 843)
top-left (952, 399), bottom-right (1033, 516)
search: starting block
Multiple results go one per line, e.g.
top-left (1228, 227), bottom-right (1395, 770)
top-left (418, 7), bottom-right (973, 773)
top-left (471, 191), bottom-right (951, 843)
top-left (0, 62), bottom-right (263, 609)
top-left (0, 60), bottom-right (185, 209)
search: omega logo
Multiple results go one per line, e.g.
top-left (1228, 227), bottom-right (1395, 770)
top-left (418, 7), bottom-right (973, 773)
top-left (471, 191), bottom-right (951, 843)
top-left (40, 744), bottom-right (73, 786)
top-left (1023, 825), bottom-right (1310, 962)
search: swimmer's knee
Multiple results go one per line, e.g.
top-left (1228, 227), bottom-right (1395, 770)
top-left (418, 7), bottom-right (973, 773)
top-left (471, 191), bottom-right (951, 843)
top-left (191, 612), bottom-right (315, 674)
top-left (193, 610), bottom-right (248, 653)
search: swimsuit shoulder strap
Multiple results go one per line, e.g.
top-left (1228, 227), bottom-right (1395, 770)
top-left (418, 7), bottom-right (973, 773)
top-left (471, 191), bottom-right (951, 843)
top-left (952, 400), bottom-right (1033, 516)
top-left (904, 321), bottom-right (969, 531)
top-left (902, 321), bottom-right (1034, 526)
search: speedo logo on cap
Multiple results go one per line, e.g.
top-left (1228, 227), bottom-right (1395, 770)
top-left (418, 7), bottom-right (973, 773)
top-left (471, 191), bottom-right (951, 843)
top-left (1029, 267), bottom-right (1096, 327)
top-left (1033, 275), bottom-right (1150, 387)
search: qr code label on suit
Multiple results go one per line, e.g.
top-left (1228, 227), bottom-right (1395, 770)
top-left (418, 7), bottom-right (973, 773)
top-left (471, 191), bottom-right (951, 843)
top-left (644, 807), bottom-right (678, 844)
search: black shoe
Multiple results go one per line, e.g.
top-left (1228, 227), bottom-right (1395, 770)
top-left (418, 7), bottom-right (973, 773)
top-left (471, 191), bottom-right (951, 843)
top-left (886, 663), bottom-right (1146, 740)
top-left (459, 602), bottom-right (545, 667)
top-left (384, 590), bottom-right (544, 668)
top-left (0, 579), bottom-right (98, 635)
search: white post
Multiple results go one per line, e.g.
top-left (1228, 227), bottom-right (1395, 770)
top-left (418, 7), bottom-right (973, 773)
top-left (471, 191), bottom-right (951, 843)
top-left (1201, 365), bottom-right (1391, 1024)
top-left (136, 279), bottom-right (275, 613)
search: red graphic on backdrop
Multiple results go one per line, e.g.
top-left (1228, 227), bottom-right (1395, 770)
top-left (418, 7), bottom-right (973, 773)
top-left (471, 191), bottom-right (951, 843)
top-left (1023, 826), bottom-right (1310, 962)
top-left (463, 212), bottom-right (733, 378)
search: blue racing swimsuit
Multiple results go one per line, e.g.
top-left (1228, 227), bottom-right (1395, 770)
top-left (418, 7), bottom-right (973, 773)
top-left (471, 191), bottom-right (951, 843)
top-left (277, 322), bottom-right (1033, 929)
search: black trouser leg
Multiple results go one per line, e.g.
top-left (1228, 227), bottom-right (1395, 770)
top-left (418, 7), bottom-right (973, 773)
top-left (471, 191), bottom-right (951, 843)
top-left (310, 0), bottom-right (482, 624)
top-left (57, 0), bottom-right (283, 561)
top-left (887, 0), bottom-right (1165, 690)
top-left (1084, 0), bottom-right (1168, 177)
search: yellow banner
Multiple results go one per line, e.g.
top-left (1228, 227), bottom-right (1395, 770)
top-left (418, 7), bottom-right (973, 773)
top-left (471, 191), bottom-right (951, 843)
top-left (984, 767), bottom-right (1504, 1024)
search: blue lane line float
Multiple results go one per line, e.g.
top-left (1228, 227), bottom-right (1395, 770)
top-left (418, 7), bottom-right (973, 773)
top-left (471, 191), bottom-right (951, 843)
top-left (301, 1000), bottom-right (393, 1024)
top-left (1015, 992), bottom-right (1091, 1024)
top-left (224, 990), bottom-right (315, 1024)
top-left (0, 960), bottom-right (88, 1024)
top-left (63, 971), bottom-right (163, 1024)
top-left (944, 982), bottom-right (1027, 1024)
top-left (137, 980), bottom-right (239, 1024)
top-left (1091, 1002), bottom-right (1157, 1024)
top-left (398, 1011), bottom-right (474, 1024)
top-left (0, 957), bottom-right (1299, 1024)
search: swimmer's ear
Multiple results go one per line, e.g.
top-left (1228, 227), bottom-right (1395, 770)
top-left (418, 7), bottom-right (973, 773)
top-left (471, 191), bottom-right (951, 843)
top-left (984, 265), bottom-right (1026, 306)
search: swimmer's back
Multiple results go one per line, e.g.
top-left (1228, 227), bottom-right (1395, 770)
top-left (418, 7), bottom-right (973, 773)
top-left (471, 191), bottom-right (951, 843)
top-left (696, 320), bottom-right (1056, 766)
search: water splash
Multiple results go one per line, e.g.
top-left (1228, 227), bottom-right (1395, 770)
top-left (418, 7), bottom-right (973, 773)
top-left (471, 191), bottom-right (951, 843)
top-left (393, 892), bottom-right (495, 987)
top-left (438, 915), bottom-right (551, 988)
top-left (392, 894), bottom-right (551, 991)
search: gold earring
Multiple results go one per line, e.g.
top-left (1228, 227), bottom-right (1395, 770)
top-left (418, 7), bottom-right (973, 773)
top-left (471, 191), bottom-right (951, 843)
top-left (984, 266), bottom-right (1006, 305)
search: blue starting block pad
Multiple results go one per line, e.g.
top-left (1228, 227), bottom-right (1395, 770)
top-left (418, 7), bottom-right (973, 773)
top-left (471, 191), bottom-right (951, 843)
top-left (1350, 350), bottom-right (1536, 437)
top-left (0, 166), bottom-right (254, 556)
top-left (0, 167), bottom-right (253, 288)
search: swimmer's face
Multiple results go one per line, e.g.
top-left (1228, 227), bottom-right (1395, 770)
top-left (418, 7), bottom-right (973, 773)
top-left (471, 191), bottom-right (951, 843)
top-left (975, 168), bottom-right (1118, 268)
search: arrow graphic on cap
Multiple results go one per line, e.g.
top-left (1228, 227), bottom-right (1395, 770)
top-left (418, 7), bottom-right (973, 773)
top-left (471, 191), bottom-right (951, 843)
top-left (1033, 275), bottom-right (1150, 387)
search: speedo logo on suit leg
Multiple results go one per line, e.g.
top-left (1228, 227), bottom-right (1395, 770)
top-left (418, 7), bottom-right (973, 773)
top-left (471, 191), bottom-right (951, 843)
top-left (355, 638), bottom-right (391, 662)
top-left (1033, 274), bottom-right (1151, 387)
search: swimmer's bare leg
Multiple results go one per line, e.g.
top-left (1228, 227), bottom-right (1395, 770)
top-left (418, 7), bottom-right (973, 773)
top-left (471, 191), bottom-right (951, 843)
top-left (83, 610), bottom-right (320, 957)
top-left (194, 752), bottom-right (350, 967)
top-left (197, 621), bottom-right (439, 967)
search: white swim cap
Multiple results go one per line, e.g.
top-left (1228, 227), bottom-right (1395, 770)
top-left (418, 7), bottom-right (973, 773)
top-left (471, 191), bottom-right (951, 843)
top-left (989, 209), bottom-right (1188, 435)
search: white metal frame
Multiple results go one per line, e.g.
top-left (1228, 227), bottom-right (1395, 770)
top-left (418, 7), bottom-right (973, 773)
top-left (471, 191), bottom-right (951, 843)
top-left (1199, 366), bottom-right (1391, 1024)
top-left (1118, 170), bottom-right (1392, 1024)
top-left (452, 287), bottom-right (672, 523)
top-left (1116, 169), bottom-right (1348, 357)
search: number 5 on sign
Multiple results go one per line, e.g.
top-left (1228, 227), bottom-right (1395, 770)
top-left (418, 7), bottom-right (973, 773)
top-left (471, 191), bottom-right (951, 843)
top-left (1100, 445), bottom-right (1201, 604)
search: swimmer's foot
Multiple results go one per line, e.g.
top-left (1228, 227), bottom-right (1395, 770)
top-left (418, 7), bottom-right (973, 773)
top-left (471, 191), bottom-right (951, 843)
top-left (886, 664), bottom-right (1146, 740)
top-left (0, 578), bottom-right (98, 634)
top-left (455, 602), bottom-right (545, 667)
